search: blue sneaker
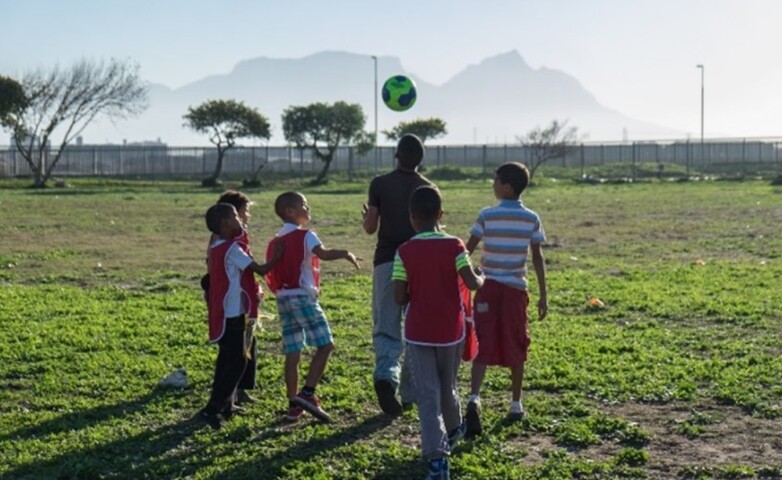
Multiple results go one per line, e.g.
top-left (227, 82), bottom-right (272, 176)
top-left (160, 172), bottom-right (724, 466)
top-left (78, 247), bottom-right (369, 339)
top-left (426, 457), bottom-right (450, 479)
top-left (447, 422), bottom-right (465, 451)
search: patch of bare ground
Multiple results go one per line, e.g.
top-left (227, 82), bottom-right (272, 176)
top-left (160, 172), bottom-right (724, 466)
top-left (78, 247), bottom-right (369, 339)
top-left (603, 401), bottom-right (782, 478)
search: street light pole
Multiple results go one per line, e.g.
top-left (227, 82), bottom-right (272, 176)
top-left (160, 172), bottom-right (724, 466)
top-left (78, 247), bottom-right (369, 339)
top-left (371, 55), bottom-right (379, 172)
top-left (696, 64), bottom-right (705, 168)
top-left (696, 65), bottom-right (704, 142)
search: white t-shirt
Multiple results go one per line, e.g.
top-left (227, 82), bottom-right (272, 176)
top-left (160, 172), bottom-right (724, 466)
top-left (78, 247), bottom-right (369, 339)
top-left (274, 223), bottom-right (322, 298)
top-left (212, 239), bottom-right (254, 317)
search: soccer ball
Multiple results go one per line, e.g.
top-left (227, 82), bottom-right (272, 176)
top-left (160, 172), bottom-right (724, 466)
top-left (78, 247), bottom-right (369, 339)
top-left (382, 75), bottom-right (417, 112)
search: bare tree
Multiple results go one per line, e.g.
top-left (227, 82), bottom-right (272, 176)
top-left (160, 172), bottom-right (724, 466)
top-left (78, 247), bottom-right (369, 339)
top-left (0, 59), bottom-right (148, 187)
top-left (518, 120), bottom-right (579, 180)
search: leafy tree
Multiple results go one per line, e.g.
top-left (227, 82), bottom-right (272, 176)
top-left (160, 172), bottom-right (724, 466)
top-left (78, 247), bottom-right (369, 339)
top-left (282, 101), bottom-right (365, 184)
top-left (518, 120), bottom-right (579, 180)
top-left (0, 59), bottom-right (148, 188)
top-left (183, 99), bottom-right (271, 187)
top-left (383, 117), bottom-right (448, 144)
top-left (0, 76), bottom-right (27, 122)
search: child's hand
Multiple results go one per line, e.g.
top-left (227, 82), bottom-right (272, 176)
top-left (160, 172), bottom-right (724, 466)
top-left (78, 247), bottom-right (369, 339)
top-left (345, 252), bottom-right (361, 270)
top-left (538, 295), bottom-right (548, 321)
top-left (270, 240), bottom-right (285, 260)
top-left (361, 203), bottom-right (369, 220)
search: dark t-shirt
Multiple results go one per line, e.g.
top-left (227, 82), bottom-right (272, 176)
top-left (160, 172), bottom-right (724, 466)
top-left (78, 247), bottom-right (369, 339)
top-left (368, 169), bottom-right (433, 266)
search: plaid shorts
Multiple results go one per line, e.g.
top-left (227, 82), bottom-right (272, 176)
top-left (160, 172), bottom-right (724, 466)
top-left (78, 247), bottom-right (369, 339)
top-left (277, 294), bottom-right (333, 354)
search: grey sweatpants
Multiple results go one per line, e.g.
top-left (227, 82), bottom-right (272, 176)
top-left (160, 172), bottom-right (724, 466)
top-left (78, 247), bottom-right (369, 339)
top-left (407, 342), bottom-right (463, 460)
top-left (372, 262), bottom-right (413, 402)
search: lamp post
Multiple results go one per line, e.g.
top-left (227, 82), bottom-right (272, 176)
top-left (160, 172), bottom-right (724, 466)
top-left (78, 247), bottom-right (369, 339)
top-left (371, 55), bottom-right (379, 172)
top-left (696, 64), bottom-right (704, 167)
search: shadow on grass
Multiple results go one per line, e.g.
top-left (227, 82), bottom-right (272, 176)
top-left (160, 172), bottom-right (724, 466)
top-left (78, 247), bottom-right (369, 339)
top-left (216, 413), bottom-right (412, 479)
top-left (1, 387), bottom-right (227, 479)
top-left (0, 386), bottom-right (173, 443)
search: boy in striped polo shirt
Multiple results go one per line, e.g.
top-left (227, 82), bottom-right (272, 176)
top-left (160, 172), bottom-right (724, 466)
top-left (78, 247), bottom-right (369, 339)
top-left (464, 162), bottom-right (548, 438)
top-left (393, 186), bottom-right (484, 479)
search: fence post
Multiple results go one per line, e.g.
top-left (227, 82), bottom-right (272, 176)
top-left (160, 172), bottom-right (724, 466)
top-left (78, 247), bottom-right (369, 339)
top-left (631, 142), bottom-right (636, 181)
top-left (92, 147), bottom-right (98, 175)
top-left (481, 144), bottom-right (487, 178)
top-left (348, 147), bottom-right (354, 181)
top-left (119, 146), bottom-right (124, 175)
top-left (686, 140), bottom-right (690, 177)
top-left (299, 148), bottom-right (304, 181)
top-left (580, 143), bottom-right (585, 178)
top-left (742, 139), bottom-right (747, 175)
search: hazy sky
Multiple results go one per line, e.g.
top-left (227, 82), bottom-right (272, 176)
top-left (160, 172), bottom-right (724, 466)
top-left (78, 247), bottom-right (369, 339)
top-left (2, 0), bottom-right (781, 140)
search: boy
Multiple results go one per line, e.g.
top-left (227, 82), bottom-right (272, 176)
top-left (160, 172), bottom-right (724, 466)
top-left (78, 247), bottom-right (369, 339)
top-left (199, 203), bottom-right (282, 429)
top-left (205, 190), bottom-right (259, 405)
top-left (393, 185), bottom-right (484, 480)
top-left (266, 191), bottom-right (360, 423)
top-left (362, 133), bottom-right (433, 415)
top-left (464, 162), bottom-right (548, 437)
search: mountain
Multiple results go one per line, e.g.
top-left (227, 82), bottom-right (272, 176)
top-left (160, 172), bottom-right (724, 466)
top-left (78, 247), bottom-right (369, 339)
top-left (84, 50), bottom-right (680, 146)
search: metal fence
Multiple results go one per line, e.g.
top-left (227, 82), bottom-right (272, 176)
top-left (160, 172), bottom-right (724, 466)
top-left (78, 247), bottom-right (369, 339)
top-left (1, 138), bottom-right (781, 180)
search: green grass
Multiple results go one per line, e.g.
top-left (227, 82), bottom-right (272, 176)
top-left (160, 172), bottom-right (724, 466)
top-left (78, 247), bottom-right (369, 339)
top-left (1, 178), bottom-right (781, 479)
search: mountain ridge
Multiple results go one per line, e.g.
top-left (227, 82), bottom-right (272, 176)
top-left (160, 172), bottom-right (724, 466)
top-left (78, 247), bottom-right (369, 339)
top-left (84, 50), bottom-right (679, 145)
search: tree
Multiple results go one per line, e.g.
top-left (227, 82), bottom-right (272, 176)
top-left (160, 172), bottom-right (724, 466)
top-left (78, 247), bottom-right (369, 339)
top-left (383, 117), bottom-right (448, 144)
top-left (183, 99), bottom-right (271, 187)
top-left (282, 101), bottom-right (365, 184)
top-left (0, 59), bottom-right (148, 188)
top-left (0, 76), bottom-right (27, 122)
top-left (518, 120), bottom-right (579, 180)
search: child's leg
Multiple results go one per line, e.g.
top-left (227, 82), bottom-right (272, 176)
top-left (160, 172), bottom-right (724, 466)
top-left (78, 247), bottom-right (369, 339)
top-left (304, 342), bottom-right (334, 390)
top-left (207, 316), bottom-right (250, 413)
top-left (285, 351), bottom-right (301, 400)
top-left (469, 361), bottom-right (487, 397)
top-left (439, 344), bottom-right (463, 434)
top-left (407, 344), bottom-right (448, 460)
top-left (510, 362), bottom-right (525, 402)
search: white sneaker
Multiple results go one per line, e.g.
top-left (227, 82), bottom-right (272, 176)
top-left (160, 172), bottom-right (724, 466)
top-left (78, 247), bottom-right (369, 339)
top-left (509, 400), bottom-right (525, 421)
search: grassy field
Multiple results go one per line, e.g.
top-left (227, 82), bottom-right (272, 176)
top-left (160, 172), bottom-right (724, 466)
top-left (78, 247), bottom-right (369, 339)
top-left (0, 177), bottom-right (781, 479)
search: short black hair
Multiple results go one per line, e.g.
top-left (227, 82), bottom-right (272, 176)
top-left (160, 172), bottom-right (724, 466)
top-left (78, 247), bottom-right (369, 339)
top-left (409, 185), bottom-right (441, 221)
top-left (274, 191), bottom-right (304, 219)
top-left (396, 134), bottom-right (424, 170)
top-left (495, 162), bottom-right (530, 197)
top-left (205, 203), bottom-right (236, 235)
top-left (217, 190), bottom-right (252, 210)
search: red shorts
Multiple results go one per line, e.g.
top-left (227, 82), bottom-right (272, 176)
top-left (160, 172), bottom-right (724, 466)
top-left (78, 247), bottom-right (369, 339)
top-left (473, 279), bottom-right (530, 366)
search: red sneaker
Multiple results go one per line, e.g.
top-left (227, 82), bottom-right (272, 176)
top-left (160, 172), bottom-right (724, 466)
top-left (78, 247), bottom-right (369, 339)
top-left (286, 405), bottom-right (304, 422)
top-left (293, 392), bottom-right (332, 423)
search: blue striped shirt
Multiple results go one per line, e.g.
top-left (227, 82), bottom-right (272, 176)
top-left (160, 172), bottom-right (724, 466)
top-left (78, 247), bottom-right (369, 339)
top-left (469, 199), bottom-right (545, 290)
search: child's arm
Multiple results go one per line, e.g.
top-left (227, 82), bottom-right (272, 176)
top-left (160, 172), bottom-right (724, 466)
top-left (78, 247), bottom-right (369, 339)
top-left (458, 265), bottom-right (484, 291)
top-left (362, 203), bottom-right (379, 234)
top-left (246, 240), bottom-right (284, 276)
top-left (465, 235), bottom-right (481, 255)
top-left (530, 242), bottom-right (548, 320)
top-left (393, 279), bottom-right (408, 305)
top-left (312, 245), bottom-right (361, 269)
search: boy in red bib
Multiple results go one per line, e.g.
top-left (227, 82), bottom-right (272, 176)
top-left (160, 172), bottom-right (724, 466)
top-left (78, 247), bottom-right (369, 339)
top-left (203, 190), bottom-right (260, 406)
top-left (266, 192), bottom-right (360, 423)
top-left (198, 203), bottom-right (282, 429)
top-left (393, 186), bottom-right (484, 479)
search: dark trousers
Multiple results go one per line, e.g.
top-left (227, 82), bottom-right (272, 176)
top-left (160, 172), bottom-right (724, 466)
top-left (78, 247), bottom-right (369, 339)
top-left (207, 315), bottom-right (251, 414)
top-left (238, 335), bottom-right (257, 390)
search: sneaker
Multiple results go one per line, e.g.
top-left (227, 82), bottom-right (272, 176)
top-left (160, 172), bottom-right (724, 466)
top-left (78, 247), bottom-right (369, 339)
top-left (447, 422), bottom-right (466, 451)
top-left (508, 401), bottom-right (525, 421)
top-left (293, 392), bottom-right (332, 423)
top-left (286, 405), bottom-right (304, 422)
top-left (196, 408), bottom-right (223, 430)
top-left (465, 400), bottom-right (482, 438)
top-left (374, 379), bottom-right (403, 416)
top-left (236, 389), bottom-right (256, 405)
top-left (426, 457), bottom-right (450, 480)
